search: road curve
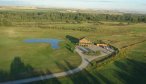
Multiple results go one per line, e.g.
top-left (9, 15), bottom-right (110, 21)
top-left (1, 47), bottom-right (114, 84)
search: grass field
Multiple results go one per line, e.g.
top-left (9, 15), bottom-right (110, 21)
top-left (30, 22), bottom-right (146, 84)
top-left (0, 21), bottom-right (146, 83)
top-left (42, 40), bottom-right (146, 84)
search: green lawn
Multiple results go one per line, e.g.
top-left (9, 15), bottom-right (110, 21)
top-left (0, 22), bottom-right (146, 82)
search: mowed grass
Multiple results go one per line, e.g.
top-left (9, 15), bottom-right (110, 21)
top-left (0, 22), bottom-right (146, 82)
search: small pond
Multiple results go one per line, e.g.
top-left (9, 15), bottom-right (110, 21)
top-left (24, 38), bottom-right (62, 49)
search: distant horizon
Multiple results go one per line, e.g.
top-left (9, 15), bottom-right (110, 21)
top-left (0, 0), bottom-right (146, 13)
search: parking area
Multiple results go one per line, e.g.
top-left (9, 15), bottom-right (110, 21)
top-left (76, 45), bottom-right (114, 56)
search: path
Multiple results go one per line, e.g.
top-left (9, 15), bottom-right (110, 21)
top-left (0, 46), bottom-right (114, 84)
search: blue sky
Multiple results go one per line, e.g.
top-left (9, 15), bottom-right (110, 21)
top-left (0, 0), bottom-right (146, 12)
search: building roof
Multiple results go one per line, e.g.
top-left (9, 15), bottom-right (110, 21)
top-left (79, 37), bottom-right (91, 40)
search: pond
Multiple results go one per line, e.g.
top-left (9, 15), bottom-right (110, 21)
top-left (24, 38), bottom-right (62, 49)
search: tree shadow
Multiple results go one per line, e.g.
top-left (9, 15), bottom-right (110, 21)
top-left (67, 70), bottom-right (102, 84)
top-left (0, 57), bottom-right (34, 82)
top-left (55, 61), bottom-right (71, 71)
top-left (114, 59), bottom-right (146, 84)
top-left (97, 72), bottom-right (114, 84)
top-left (0, 57), bottom-right (61, 84)
top-left (54, 60), bottom-right (113, 84)
top-left (3, 57), bottom-right (144, 84)
top-left (28, 60), bottom-right (76, 84)
top-left (65, 43), bottom-right (74, 53)
top-left (68, 60), bottom-right (114, 84)
top-left (10, 57), bottom-right (34, 78)
top-left (0, 70), bottom-right (9, 82)
top-left (28, 70), bottom-right (61, 84)
top-left (66, 35), bottom-right (79, 44)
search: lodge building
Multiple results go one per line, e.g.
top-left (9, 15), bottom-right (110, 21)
top-left (78, 37), bottom-right (109, 47)
top-left (79, 37), bottom-right (92, 46)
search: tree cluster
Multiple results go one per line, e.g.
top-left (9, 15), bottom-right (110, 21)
top-left (0, 11), bottom-right (146, 26)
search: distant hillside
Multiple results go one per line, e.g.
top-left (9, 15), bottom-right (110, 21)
top-left (0, 6), bottom-right (145, 14)
top-left (0, 6), bottom-right (37, 10)
top-left (0, 6), bottom-right (123, 15)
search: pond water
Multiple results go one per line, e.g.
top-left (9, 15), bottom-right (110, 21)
top-left (24, 38), bottom-right (62, 49)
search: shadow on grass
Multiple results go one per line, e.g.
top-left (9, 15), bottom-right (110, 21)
top-left (66, 35), bottom-right (79, 44)
top-left (2, 56), bottom-right (145, 84)
top-left (61, 60), bottom-right (114, 84)
top-left (29, 70), bottom-right (61, 84)
top-left (0, 70), bottom-right (9, 82)
top-left (29, 60), bottom-right (75, 84)
top-left (114, 59), bottom-right (146, 84)
top-left (65, 43), bottom-right (74, 53)
top-left (36, 60), bottom-right (112, 84)
top-left (10, 57), bottom-right (34, 78)
top-left (0, 57), bottom-right (34, 82)
top-left (34, 58), bottom-right (146, 84)
top-left (65, 35), bottom-right (78, 52)
top-left (68, 60), bottom-right (113, 84)
top-left (0, 57), bottom-right (60, 84)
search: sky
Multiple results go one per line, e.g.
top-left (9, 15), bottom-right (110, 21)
top-left (0, 0), bottom-right (146, 12)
